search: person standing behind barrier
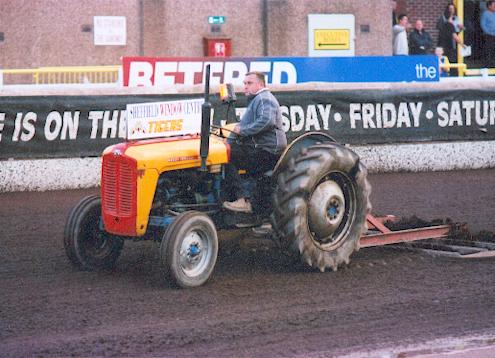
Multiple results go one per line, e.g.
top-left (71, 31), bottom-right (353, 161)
top-left (409, 20), bottom-right (433, 55)
top-left (437, 3), bottom-right (464, 34)
top-left (437, 10), bottom-right (465, 65)
top-left (481, 0), bottom-right (495, 68)
top-left (435, 47), bottom-right (450, 77)
top-left (393, 14), bottom-right (410, 55)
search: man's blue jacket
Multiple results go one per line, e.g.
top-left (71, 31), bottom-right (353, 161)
top-left (233, 88), bottom-right (287, 155)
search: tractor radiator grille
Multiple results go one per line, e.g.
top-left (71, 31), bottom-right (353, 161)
top-left (101, 153), bottom-right (137, 217)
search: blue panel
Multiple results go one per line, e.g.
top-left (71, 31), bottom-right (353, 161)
top-left (249, 56), bottom-right (439, 83)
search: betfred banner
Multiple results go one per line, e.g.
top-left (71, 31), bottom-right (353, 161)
top-left (126, 98), bottom-right (204, 140)
top-left (122, 56), bottom-right (439, 87)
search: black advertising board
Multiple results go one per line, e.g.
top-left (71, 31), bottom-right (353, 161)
top-left (0, 88), bottom-right (494, 159)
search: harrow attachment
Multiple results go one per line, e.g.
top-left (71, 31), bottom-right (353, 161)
top-left (361, 214), bottom-right (495, 258)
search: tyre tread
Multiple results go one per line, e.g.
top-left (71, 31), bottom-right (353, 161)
top-left (271, 142), bottom-right (371, 272)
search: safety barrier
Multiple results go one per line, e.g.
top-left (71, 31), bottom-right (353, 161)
top-left (2, 79), bottom-right (495, 192)
top-left (0, 65), bottom-right (121, 85)
top-left (439, 56), bottom-right (467, 77)
top-left (440, 56), bottom-right (495, 77)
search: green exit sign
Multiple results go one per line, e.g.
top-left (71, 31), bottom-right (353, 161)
top-left (208, 16), bottom-right (225, 24)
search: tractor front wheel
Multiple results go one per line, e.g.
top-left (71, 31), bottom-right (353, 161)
top-left (160, 211), bottom-right (218, 288)
top-left (64, 195), bottom-right (124, 271)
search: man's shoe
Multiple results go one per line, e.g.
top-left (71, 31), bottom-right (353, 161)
top-left (222, 198), bottom-right (252, 213)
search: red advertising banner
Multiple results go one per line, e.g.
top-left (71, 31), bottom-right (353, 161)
top-left (121, 56), bottom-right (306, 87)
top-left (122, 56), bottom-right (258, 87)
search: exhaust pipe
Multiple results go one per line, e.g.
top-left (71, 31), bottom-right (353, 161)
top-left (200, 65), bottom-right (211, 172)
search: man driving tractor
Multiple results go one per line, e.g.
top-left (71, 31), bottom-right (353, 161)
top-left (222, 71), bottom-right (287, 213)
top-left (64, 67), bottom-right (371, 288)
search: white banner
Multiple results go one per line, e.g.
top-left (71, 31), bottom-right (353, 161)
top-left (94, 16), bottom-right (127, 46)
top-left (126, 98), bottom-right (204, 140)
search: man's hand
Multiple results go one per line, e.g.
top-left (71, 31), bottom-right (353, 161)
top-left (233, 124), bottom-right (241, 134)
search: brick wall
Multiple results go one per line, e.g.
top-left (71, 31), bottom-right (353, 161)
top-left (0, 0), bottom-right (141, 68)
top-left (0, 0), bottom-right (392, 68)
top-left (5, 0), bottom-right (477, 69)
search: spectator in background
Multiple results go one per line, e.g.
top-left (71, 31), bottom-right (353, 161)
top-left (409, 20), bottom-right (433, 54)
top-left (481, 0), bottom-right (495, 67)
top-left (437, 6), bottom-right (465, 64)
top-left (435, 47), bottom-right (450, 76)
top-left (437, 3), bottom-right (464, 33)
top-left (393, 14), bottom-right (410, 55)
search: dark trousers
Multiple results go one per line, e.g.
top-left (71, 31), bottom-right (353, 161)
top-left (484, 34), bottom-right (495, 68)
top-left (226, 140), bottom-right (279, 200)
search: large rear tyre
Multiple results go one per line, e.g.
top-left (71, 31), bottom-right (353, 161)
top-left (64, 195), bottom-right (124, 270)
top-left (272, 143), bottom-right (371, 272)
top-left (160, 211), bottom-right (218, 288)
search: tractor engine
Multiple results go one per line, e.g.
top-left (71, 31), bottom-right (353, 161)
top-left (151, 169), bottom-right (221, 217)
top-left (100, 136), bottom-right (229, 238)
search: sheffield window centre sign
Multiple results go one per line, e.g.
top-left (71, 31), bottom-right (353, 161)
top-left (122, 56), bottom-right (439, 87)
top-left (126, 99), bottom-right (204, 140)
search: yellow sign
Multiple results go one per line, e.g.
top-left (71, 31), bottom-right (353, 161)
top-left (314, 29), bottom-right (350, 50)
top-left (148, 119), bottom-right (183, 133)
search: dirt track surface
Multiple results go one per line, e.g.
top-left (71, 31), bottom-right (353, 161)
top-left (1, 169), bottom-right (495, 357)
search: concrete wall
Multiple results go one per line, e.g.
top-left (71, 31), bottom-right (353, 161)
top-left (0, 0), bottom-right (392, 69)
top-left (2, 140), bottom-right (494, 192)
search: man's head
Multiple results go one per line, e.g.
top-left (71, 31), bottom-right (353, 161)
top-left (487, 1), bottom-right (495, 11)
top-left (415, 20), bottom-right (424, 31)
top-left (243, 72), bottom-right (266, 96)
top-left (398, 14), bottom-right (408, 26)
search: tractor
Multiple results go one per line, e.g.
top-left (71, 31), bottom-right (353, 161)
top-left (64, 66), bottom-right (371, 288)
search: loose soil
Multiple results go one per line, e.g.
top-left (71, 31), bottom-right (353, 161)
top-left (1, 169), bottom-right (495, 357)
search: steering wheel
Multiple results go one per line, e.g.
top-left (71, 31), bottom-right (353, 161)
top-left (210, 124), bottom-right (240, 140)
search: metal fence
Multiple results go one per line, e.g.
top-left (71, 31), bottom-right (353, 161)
top-left (0, 65), bottom-right (121, 86)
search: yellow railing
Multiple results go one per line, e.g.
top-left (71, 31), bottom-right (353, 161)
top-left (440, 57), bottom-right (495, 77)
top-left (0, 65), bottom-right (121, 85)
top-left (440, 56), bottom-right (467, 76)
